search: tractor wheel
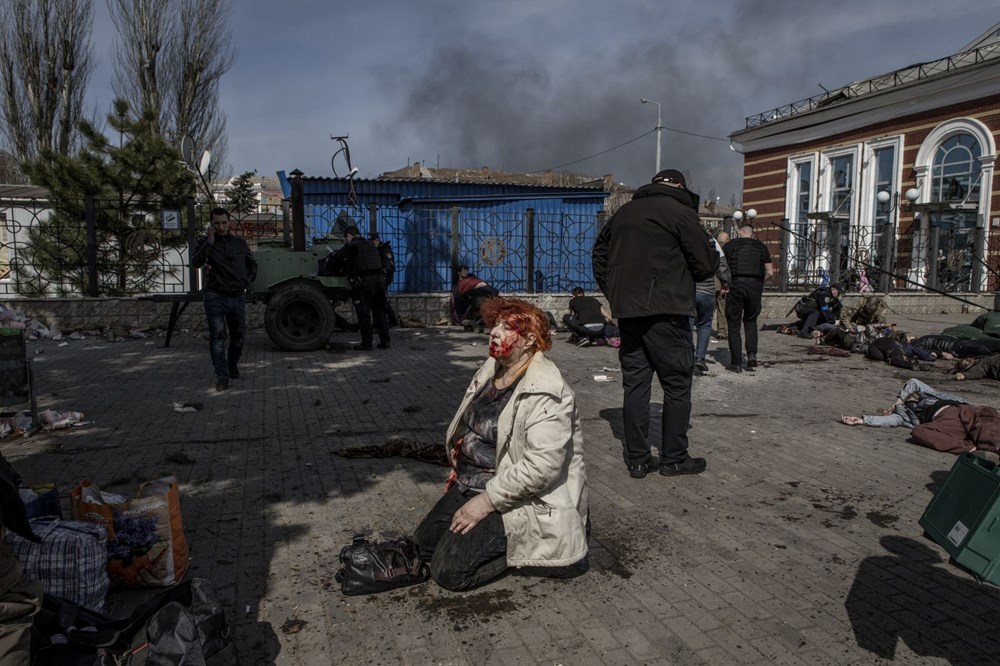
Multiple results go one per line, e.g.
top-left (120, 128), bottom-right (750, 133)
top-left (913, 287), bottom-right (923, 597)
top-left (264, 284), bottom-right (336, 351)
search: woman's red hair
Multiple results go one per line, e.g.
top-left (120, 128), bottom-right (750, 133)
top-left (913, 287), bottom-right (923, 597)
top-left (479, 297), bottom-right (552, 352)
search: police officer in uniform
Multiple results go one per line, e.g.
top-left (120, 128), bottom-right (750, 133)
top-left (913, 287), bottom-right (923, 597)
top-left (722, 223), bottom-right (773, 372)
top-left (326, 225), bottom-right (390, 351)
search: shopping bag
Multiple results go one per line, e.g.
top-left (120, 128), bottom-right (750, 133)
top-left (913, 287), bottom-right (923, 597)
top-left (5, 517), bottom-right (109, 612)
top-left (71, 476), bottom-right (189, 588)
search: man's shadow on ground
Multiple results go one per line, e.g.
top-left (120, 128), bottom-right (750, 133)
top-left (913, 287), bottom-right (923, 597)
top-left (846, 534), bottom-right (1000, 661)
top-left (598, 405), bottom-right (662, 461)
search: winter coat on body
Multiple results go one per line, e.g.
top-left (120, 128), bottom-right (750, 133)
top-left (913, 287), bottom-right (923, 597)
top-left (444, 353), bottom-right (588, 568)
top-left (962, 353), bottom-right (1000, 380)
top-left (592, 183), bottom-right (718, 319)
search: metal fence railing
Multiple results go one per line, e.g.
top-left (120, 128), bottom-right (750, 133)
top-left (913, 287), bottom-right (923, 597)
top-left (773, 215), bottom-right (994, 294)
top-left (3, 195), bottom-right (992, 299)
top-left (0, 196), bottom-right (289, 297)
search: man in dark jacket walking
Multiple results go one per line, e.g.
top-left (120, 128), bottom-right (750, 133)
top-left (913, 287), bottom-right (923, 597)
top-left (325, 226), bottom-right (390, 351)
top-left (722, 223), bottom-right (772, 372)
top-left (191, 207), bottom-right (257, 391)
top-left (592, 169), bottom-right (718, 479)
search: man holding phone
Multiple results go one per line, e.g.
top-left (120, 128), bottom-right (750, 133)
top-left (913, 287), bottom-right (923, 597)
top-left (191, 207), bottom-right (257, 391)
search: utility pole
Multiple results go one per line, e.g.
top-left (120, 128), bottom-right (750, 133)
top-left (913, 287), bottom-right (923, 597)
top-left (641, 98), bottom-right (663, 172)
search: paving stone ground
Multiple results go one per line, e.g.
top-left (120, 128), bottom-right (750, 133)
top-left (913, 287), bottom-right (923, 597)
top-left (3, 310), bottom-right (1000, 664)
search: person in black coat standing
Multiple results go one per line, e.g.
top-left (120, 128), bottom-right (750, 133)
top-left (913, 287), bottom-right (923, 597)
top-left (722, 224), bottom-right (773, 372)
top-left (325, 226), bottom-right (390, 351)
top-left (592, 169), bottom-right (718, 479)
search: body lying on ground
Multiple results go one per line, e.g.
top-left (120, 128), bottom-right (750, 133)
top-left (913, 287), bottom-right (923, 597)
top-left (914, 334), bottom-right (1000, 358)
top-left (840, 378), bottom-right (1000, 456)
top-left (955, 353), bottom-right (1000, 381)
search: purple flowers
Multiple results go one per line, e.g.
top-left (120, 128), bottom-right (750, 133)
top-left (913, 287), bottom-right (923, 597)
top-left (107, 510), bottom-right (159, 565)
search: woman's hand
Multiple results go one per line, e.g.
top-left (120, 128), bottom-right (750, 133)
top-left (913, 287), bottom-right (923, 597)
top-left (450, 492), bottom-right (496, 535)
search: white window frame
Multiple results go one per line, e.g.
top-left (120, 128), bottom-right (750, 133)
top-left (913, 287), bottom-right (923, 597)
top-left (912, 118), bottom-right (996, 290)
top-left (859, 136), bottom-right (904, 277)
top-left (815, 145), bottom-right (861, 278)
top-left (785, 153), bottom-right (817, 278)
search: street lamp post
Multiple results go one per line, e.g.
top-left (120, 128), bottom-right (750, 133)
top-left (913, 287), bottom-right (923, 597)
top-left (641, 98), bottom-right (662, 173)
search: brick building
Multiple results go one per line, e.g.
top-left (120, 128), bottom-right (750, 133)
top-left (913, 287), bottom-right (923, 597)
top-left (730, 22), bottom-right (1000, 294)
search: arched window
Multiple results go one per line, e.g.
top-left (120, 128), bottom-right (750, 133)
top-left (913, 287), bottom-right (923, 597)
top-left (932, 133), bottom-right (981, 203)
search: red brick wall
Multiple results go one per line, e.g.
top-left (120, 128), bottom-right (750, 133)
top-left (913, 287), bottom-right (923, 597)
top-left (740, 93), bottom-right (1000, 290)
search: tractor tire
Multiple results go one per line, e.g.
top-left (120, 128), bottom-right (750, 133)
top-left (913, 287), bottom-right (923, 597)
top-left (264, 284), bottom-right (336, 351)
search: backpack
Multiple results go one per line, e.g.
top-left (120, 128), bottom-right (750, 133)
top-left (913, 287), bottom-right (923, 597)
top-left (32, 578), bottom-right (238, 665)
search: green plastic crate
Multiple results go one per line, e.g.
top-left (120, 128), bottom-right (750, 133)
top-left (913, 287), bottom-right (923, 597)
top-left (920, 452), bottom-right (1000, 584)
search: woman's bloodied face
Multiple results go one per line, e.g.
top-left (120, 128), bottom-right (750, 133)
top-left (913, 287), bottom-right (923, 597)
top-left (489, 318), bottom-right (535, 363)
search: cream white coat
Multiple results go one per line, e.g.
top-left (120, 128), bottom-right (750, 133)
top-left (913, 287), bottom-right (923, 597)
top-left (445, 353), bottom-right (589, 567)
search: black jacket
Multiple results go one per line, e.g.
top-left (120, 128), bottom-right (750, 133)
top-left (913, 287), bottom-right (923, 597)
top-left (592, 183), bottom-right (718, 319)
top-left (799, 287), bottom-right (843, 318)
top-left (191, 234), bottom-right (257, 295)
top-left (325, 236), bottom-right (383, 279)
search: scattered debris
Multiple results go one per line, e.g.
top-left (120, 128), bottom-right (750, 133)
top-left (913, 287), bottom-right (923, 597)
top-left (37, 409), bottom-right (85, 430)
top-left (334, 437), bottom-right (448, 466)
top-left (281, 619), bottom-right (308, 635)
top-left (164, 451), bottom-right (196, 465)
top-left (593, 374), bottom-right (614, 382)
top-left (172, 402), bottom-right (203, 413)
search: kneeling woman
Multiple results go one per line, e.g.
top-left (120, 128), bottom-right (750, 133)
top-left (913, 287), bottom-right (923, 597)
top-left (415, 298), bottom-right (589, 591)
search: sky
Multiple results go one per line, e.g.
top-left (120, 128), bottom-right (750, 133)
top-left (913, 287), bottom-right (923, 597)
top-left (83, 0), bottom-right (1000, 204)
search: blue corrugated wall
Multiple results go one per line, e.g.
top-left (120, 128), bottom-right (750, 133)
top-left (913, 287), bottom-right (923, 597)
top-left (297, 177), bottom-right (608, 293)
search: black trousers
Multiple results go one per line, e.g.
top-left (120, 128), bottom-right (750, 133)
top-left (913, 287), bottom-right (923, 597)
top-left (618, 314), bottom-right (693, 466)
top-left (562, 314), bottom-right (605, 341)
top-left (725, 278), bottom-right (764, 365)
top-left (413, 487), bottom-right (508, 591)
top-left (352, 274), bottom-right (390, 347)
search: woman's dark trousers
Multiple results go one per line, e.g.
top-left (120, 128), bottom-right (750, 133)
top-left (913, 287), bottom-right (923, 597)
top-left (414, 487), bottom-right (508, 591)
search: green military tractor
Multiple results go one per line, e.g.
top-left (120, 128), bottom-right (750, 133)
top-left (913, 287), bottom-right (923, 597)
top-left (248, 238), bottom-right (352, 351)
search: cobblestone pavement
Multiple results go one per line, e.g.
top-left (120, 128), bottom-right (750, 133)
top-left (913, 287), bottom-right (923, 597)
top-left (3, 310), bottom-right (1000, 664)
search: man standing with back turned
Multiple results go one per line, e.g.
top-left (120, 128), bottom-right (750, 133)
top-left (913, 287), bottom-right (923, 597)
top-left (722, 223), bottom-right (773, 373)
top-left (593, 169), bottom-right (718, 479)
top-left (191, 207), bottom-right (257, 392)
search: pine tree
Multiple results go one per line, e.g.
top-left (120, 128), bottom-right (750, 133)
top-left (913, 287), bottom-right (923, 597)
top-left (225, 170), bottom-right (258, 216)
top-left (20, 99), bottom-right (195, 296)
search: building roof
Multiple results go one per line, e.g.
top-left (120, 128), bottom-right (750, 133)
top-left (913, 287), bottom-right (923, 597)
top-left (378, 162), bottom-right (607, 189)
top-left (0, 184), bottom-right (50, 200)
top-left (739, 20), bottom-right (1000, 132)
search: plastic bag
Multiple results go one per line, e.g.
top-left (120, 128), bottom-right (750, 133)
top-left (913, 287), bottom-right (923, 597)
top-left (37, 409), bottom-right (85, 430)
top-left (71, 477), bottom-right (189, 588)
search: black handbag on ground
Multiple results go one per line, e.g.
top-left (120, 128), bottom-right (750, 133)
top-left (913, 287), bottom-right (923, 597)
top-left (335, 535), bottom-right (430, 595)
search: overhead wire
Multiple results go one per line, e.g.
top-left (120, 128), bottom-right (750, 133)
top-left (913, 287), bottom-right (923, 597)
top-left (529, 123), bottom-right (733, 175)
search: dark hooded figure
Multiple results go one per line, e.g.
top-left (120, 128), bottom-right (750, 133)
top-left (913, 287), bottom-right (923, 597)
top-left (795, 284), bottom-right (843, 338)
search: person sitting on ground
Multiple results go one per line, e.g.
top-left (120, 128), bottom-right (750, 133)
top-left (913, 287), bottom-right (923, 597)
top-left (846, 295), bottom-right (885, 327)
top-left (912, 334), bottom-right (1000, 359)
top-left (452, 266), bottom-right (498, 329)
top-left (794, 283), bottom-right (843, 338)
top-left (865, 331), bottom-right (937, 370)
top-left (414, 298), bottom-right (589, 591)
top-left (954, 353), bottom-right (1000, 381)
top-left (840, 378), bottom-right (1000, 456)
top-left (563, 287), bottom-right (616, 347)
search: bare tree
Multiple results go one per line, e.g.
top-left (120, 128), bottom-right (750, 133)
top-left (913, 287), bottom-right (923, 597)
top-left (167, 0), bottom-right (234, 174)
top-left (0, 0), bottom-right (94, 163)
top-left (107, 0), bottom-right (171, 131)
top-left (108, 0), bottom-right (234, 174)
